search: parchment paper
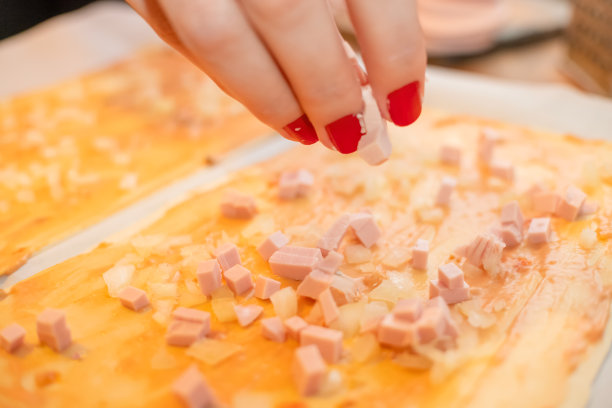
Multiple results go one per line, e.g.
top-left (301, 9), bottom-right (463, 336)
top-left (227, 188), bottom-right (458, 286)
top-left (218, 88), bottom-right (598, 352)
top-left (0, 2), bottom-right (611, 407)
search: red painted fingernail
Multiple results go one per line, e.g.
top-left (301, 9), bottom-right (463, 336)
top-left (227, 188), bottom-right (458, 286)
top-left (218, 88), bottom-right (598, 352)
top-left (283, 115), bottom-right (318, 145)
top-left (387, 81), bottom-right (422, 126)
top-left (325, 113), bottom-right (365, 154)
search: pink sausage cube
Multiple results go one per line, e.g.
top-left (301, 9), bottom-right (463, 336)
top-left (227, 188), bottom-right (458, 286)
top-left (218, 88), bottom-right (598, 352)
top-left (377, 314), bottom-right (415, 348)
top-left (1, 323), bottom-right (26, 353)
top-left (478, 127), bottom-right (499, 163)
top-left (438, 263), bottom-right (465, 290)
top-left (257, 231), bottom-right (289, 261)
top-left (196, 260), bottom-right (222, 296)
top-left (269, 246), bottom-right (323, 281)
top-left (279, 169), bottom-right (314, 200)
top-left (261, 317), bottom-right (286, 343)
top-left (173, 307), bottom-right (211, 331)
top-left (501, 201), bottom-right (524, 228)
top-left (317, 250), bottom-right (343, 274)
top-left (533, 191), bottom-right (560, 214)
top-left (317, 214), bottom-right (352, 256)
top-left (118, 286), bottom-right (150, 312)
top-left (318, 288), bottom-right (339, 326)
top-left (172, 365), bottom-right (216, 408)
top-left (436, 176), bottom-right (456, 206)
top-left (292, 345), bottom-right (327, 397)
top-left (555, 185), bottom-right (587, 222)
top-left (300, 325), bottom-right (343, 364)
top-left (254, 275), bottom-right (281, 300)
top-left (37, 309), bottom-right (72, 352)
top-left (489, 160), bottom-right (515, 183)
top-left (498, 224), bottom-right (522, 248)
top-left (357, 86), bottom-right (392, 165)
top-left (329, 275), bottom-right (363, 306)
top-left (296, 270), bottom-right (333, 300)
top-left (220, 190), bottom-right (257, 219)
top-left (166, 321), bottom-right (207, 347)
top-left (393, 299), bottom-right (423, 322)
top-left (213, 243), bottom-right (241, 272)
top-left (234, 305), bottom-right (264, 327)
top-left (439, 143), bottom-right (462, 166)
top-left (349, 212), bottom-right (382, 248)
top-left (527, 217), bottom-right (551, 245)
top-left (412, 239), bottom-right (429, 270)
top-left (223, 265), bottom-right (254, 295)
top-left (429, 280), bottom-right (470, 304)
top-left (284, 316), bottom-right (309, 341)
top-left (415, 307), bottom-right (447, 344)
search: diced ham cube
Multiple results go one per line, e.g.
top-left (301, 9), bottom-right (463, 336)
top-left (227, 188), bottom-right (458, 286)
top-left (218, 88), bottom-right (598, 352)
top-left (439, 143), bottom-right (462, 166)
top-left (579, 200), bottom-right (599, 217)
top-left (166, 321), bottom-right (207, 347)
top-left (555, 185), bottom-right (587, 221)
top-left (429, 279), bottom-right (470, 304)
top-left (279, 169), bottom-right (314, 200)
top-left (438, 263), bottom-right (464, 289)
top-left (533, 191), bottom-right (560, 214)
top-left (436, 176), bottom-right (456, 206)
top-left (317, 214), bottom-right (352, 256)
top-left (412, 239), bottom-right (429, 270)
top-left (318, 289), bottom-right (339, 326)
top-left (223, 265), bottom-right (254, 295)
top-left (37, 309), bottom-right (72, 352)
top-left (173, 307), bottom-right (211, 328)
top-left (284, 316), bottom-right (309, 341)
top-left (269, 246), bottom-right (323, 281)
top-left (497, 224), bottom-right (522, 248)
top-left (349, 212), bottom-right (382, 248)
top-left (296, 270), bottom-right (333, 300)
top-left (425, 296), bottom-right (459, 340)
top-left (357, 86), bottom-right (392, 166)
top-left (392, 299), bottom-right (423, 322)
top-left (118, 286), bottom-right (150, 312)
top-left (329, 275), bottom-right (364, 306)
top-left (527, 217), bottom-right (551, 245)
top-left (478, 127), bottom-right (499, 163)
top-left (317, 251), bottom-right (343, 274)
top-left (1, 323), bottom-right (26, 353)
top-left (234, 305), bottom-right (264, 327)
top-left (196, 260), bottom-right (222, 296)
top-left (257, 231), bottom-right (289, 261)
top-left (254, 275), bottom-right (281, 300)
top-left (415, 306), bottom-right (447, 344)
top-left (220, 190), bottom-right (257, 219)
top-left (460, 233), bottom-right (505, 275)
top-left (292, 345), bottom-right (327, 397)
top-left (377, 314), bottom-right (415, 348)
top-left (261, 317), bottom-right (286, 343)
top-left (300, 325), bottom-right (343, 364)
top-left (489, 160), bottom-right (514, 183)
top-left (213, 243), bottom-right (241, 272)
top-left (501, 201), bottom-right (524, 229)
top-left (172, 365), bottom-right (216, 408)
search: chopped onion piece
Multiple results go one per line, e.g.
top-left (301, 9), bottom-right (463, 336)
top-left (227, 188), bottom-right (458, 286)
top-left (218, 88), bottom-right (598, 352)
top-left (148, 282), bottom-right (178, 299)
top-left (344, 244), bottom-right (372, 264)
top-left (152, 299), bottom-right (175, 326)
top-left (579, 228), bottom-right (598, 249)
top-left (102, 264), bottom-right (134, 297)
top-left (382, 247), bottom-right (411, 268)
top-left (360, 301), bottom-right (389, 330)
top-left (211, 299), bottom-right (237, 323)
top-left (351, 333), bottom-right (380, 363)
top-left (328, 301), bottom-right (366, 338)
top-left (319, 369), bottom-right (343, 396)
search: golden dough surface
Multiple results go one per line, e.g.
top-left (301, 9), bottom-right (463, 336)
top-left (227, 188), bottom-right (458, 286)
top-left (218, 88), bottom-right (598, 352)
top-left (0, 48), bottom-right (270, 276)
top-left (1, 111), bottom-right (611, 408)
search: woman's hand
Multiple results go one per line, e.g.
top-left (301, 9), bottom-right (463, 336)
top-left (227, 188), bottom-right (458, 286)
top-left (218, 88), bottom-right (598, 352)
top-left (127, 0), bottom-right (426, 154)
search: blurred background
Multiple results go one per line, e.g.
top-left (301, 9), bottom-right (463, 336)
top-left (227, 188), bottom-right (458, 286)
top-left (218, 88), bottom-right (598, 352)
top-left (1, 0), bottom-right (610, 97)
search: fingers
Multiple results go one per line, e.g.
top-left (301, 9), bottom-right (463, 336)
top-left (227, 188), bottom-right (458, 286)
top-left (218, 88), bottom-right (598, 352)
top-left (346, 0), bottom-right (427, 127)
top-left (240, 0), bottom-right (366, 153)
top-left (143, 0), bottom-right (319, 145)
top-left (126, 0), bottom-right (187, 54)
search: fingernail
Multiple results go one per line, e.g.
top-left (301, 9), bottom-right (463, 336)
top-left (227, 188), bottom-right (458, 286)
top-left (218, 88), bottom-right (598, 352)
top-left (387, 81), bottom-right (422, 126)
top-left (283, 114), bottom-right (318, 145)
top-left (325, 113), bottom-right (365, 154)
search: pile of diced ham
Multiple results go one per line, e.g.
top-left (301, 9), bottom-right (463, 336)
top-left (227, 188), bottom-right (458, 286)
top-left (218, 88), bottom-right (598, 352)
top-left (0, 126), bottom-right (601, 407)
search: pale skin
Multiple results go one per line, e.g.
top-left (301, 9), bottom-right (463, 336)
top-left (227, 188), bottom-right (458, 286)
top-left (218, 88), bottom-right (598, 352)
top-left (127, 0), bottom-right (426, 153)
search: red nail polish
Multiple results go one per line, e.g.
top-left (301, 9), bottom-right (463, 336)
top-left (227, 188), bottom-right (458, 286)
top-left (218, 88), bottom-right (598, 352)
top-left (283, 115), bottom-right (318, 145)
top-left (387, 81), bottom-right (422, 126)
top-left (325, 113), bottom-right (365, 154)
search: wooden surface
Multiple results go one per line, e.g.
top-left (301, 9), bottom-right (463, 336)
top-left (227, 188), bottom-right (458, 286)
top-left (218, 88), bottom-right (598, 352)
top-left (0, 48), bottom-right (271, 276)
top-left (1, 111), bottom-right (611, 407)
